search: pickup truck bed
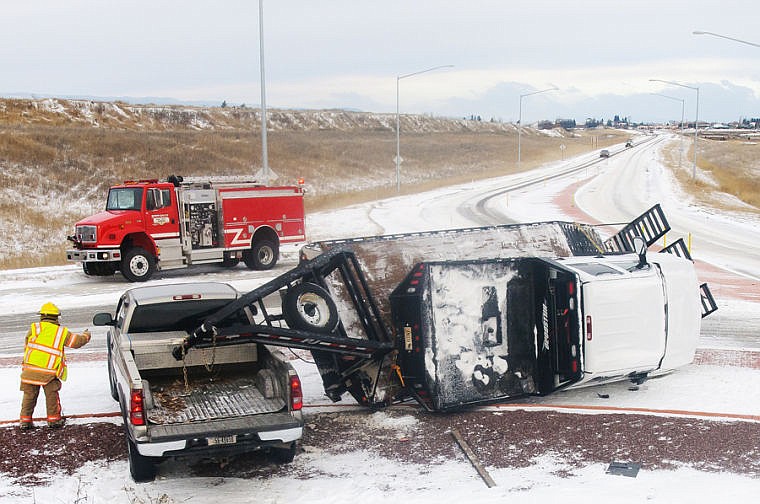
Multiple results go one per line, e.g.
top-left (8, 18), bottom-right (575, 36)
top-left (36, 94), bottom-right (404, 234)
top-left (146, 371), bottom-right (286, 425)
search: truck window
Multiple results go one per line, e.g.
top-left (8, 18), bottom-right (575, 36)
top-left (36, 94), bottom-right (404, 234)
top-left (146, 188), bottom-right (173, 211)
top-left (127, 299), bottom-right (235, 333)
top-left (107, 188), bottom-right (144, 211)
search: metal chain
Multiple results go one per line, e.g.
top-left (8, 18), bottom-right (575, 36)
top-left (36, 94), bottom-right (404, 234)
top-left (204, 330), bottom-right (217, 373)
top-left (181, 345), bottom-right (189, 393)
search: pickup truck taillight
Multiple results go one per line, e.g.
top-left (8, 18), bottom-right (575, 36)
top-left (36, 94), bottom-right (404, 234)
top-left (289, 375), bottom-right (303, 411)
top-left (130, 389), bottom-right (146, 425)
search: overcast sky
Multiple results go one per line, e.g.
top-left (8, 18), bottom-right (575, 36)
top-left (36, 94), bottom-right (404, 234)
top-left (3, 1), bottom-right (760, 123)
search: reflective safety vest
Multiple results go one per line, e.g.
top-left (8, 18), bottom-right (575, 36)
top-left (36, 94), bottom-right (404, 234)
top-left (22, 322), bottom-right (69, 383)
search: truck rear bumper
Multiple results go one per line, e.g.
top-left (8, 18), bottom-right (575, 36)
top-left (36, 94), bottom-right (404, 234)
top-left (66, 248), bottom-right (121, 263)
top-left (136, 413), bottom-right (303, 457)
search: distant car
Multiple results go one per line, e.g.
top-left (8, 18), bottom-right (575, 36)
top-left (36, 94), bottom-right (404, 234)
top-left (600, 149), bottom-right (610, 158)
top-left (625, 140), bottom-right (633, 148)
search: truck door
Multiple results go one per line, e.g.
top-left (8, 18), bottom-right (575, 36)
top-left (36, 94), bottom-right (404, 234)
top-left (144, 186), bottom-right (180, 241)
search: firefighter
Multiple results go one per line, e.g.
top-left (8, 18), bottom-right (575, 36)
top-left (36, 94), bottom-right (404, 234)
top-left (19, 302), bottom-right (91, 430)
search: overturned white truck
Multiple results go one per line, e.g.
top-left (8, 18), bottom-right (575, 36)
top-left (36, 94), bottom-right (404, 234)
top-left (174, 204), bottom-right (717, 411)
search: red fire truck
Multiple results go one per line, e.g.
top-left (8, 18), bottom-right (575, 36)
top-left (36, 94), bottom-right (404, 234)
top-left (66, 175), bottom-right (306, 281)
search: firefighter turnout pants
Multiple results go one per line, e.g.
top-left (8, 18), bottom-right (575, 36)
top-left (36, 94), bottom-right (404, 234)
top-left (20, 379), bottom-right (62, 425)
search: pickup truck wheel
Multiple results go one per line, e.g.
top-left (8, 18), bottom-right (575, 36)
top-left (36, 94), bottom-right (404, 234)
top-left (121, 247), bottom-right (155, 282)
top-left (243, 239), bottom-right (278, 270)
top-left (126, 436), bottom-right (156, 482)
top-left (282, 283), bottom-right (339, 333)
top-left (268, 442), bottom-right (297, 464)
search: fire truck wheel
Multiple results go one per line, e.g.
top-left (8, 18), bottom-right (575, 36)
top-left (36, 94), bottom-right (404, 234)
top-left (243, 239), bottom-right (279, 270)
top-left (121, 247), bottom-right (155, 282)
top-left (282, 282), bottom-right (339, 333)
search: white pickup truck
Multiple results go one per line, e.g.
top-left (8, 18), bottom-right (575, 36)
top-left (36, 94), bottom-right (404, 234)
top-left (94, 282), bottom-right (304, 482)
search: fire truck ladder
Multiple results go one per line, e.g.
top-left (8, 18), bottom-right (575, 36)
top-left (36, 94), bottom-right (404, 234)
top-left (172, 247), bottom-right (398, 406)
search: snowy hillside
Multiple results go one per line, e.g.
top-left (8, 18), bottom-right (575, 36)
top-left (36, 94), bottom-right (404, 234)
top-left (3, 97), bottom-right (527, 133)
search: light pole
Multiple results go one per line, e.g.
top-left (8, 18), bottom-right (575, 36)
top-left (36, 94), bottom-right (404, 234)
top-left (693, 31), bottom-right (760, 48)
top-left (396, 64), bottom-right (454, 192)
top-left (650, 93), bottom-right (686, 167)
top-left (258, 0), bottom-right (269, 182)
top-left (518, 87), bottom-right (558, 169)
top-left (650, 79), bottom-right (699, 179)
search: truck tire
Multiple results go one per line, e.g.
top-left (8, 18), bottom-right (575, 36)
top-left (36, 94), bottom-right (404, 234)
top-left (121, 247), bottom-right (155, 282)
top-left (84, 262), bottom-right (118, 276)
top-left (268, 442), bottom-right (297, 464)
top-left (243, 239), bottom-right (278, 270)
top-left (126, 436), bottom-right (156, 482)
top-left (282, 283), bottom-right (339, 333)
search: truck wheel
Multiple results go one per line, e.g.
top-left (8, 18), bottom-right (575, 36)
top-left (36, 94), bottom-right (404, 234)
top-left (268, 442), bottom-right (297, 464)
top-left (126, 436), bottom-right (156, 482)
top-left (121, 248), bottom-right (155, 282)
top-left (243, 239), bottom-right (278, 270)
top-left (282, 283), bottom-right (339, 333)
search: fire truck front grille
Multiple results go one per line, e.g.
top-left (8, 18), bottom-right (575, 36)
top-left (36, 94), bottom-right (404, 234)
top-left (76, 225), bottom-right (97, 243)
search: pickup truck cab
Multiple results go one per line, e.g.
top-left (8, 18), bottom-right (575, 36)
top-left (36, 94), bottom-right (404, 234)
top-left (94, 282), bottom-right (304, 482)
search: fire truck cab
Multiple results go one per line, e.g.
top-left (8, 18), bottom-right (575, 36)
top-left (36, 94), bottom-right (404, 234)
top-left (66, 176), bottom-right (306, 282)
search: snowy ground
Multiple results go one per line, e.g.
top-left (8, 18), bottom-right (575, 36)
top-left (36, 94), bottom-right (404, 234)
top-left (1, 135), bottom-right (759, 502)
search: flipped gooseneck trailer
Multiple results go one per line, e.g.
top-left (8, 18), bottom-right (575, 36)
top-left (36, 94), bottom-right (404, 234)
top-left (173, 205), bottom-right (718, 411)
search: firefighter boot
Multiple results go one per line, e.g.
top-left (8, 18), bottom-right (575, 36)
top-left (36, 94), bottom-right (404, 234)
top-left (47, 417), bottom-right (66, 429)
top-left (19, 421), bottom-right (33, 430)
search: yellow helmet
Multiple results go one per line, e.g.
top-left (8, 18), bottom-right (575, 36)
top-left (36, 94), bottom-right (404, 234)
top-left (39, 302), bottom-right (61, 317)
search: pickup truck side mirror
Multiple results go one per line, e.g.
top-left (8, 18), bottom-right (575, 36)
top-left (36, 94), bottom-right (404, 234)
top-left (93, 312), bottom-right (116, 326)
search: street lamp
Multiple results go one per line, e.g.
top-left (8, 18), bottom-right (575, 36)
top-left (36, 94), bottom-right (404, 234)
top-left (258, 0), bottom-right (269, 182)
top-left (518, 87), bottom-right (558, 169)
top-left (650, 93), bottom-right (686, 167)
top-left (693, 31), bottom-right (760, 48)
top-left (649, 79), bottom-right (700, 179)
top-left (396, 64), bottom-right (454, 192)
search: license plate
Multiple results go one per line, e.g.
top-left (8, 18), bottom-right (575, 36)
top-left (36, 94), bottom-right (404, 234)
top-left (207, 435), bottom-right (237, 446)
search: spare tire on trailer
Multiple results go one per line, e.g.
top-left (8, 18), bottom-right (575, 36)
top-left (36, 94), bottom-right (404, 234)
top-left (243, 239), bottom-right (278, 270)
top-left (282, 283), bottom-right (339, 334)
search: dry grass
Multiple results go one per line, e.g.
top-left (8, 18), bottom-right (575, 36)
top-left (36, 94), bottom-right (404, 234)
top-left (662, 135), bottom-right (760, 212)
top-left (0, 98), bottom-right (628, 269)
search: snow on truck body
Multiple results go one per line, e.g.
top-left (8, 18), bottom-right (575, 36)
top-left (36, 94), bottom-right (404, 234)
top-left (94, 281), bottom-right (304, 482)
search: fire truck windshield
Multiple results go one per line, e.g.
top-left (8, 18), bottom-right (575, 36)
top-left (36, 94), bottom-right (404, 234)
top-left (107, 188), bottom-right (143, 211)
